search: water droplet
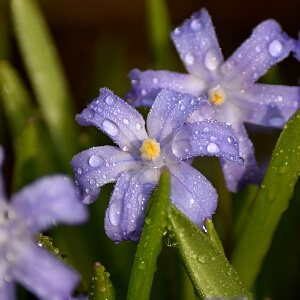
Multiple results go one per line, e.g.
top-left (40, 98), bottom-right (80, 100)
top-left (138, 259), bottom-right (147, 270)
top-left (180, 104), bottom-right (186, 111)
top-left (77, 167), bottom-right (83, 174)
top-left (203, 127), bottom-right (210, 132)
top-left (141, 89), bottom-right (147, 96)
top-left (89, 155), bottom-right (104, 167)
top-left (252, 72), bottom-right (259, 80)
top-left (207, 143), bottom-right (220, 154)
top-left (278, 161), bottom-right (290, 175)
top-left (108, 203), bottom-right (120, 226)
top-left (204, 50), bottom-right (219, 71)
top-left (226, 268), bottom-right (233, 276)
top-left (197, 255), bottom-right (206, 263)
top-left (261, 184), bottom-right (265, 189)
top-left (123, 118), bottom-right (129, 125)
top-left (89, 178), bottom-right (96, 185)
top-left (103, 120), bottom-right (119, 136)
top-left (184, 52), bottom-right (195, 65)
top-left (82, 108), bottom-right (95, 119)
top-left (226, 136), bottom-right (236, 144)
top-left (269, 117), bottom-right (284, 127)
top-left (152, 77), bottom-right (158, 84)
top-left (194, 130), bottom-right (199, 135)
top-left (105, 95), bottom-right (115, 106)
top-left (135, 123), bottom-right (142, 130)
top-left (255, 45), bottom-right (261, 53)
top-left (210, 136), bottom-right (217, 142)
top-left (173, 27), bottom-right (181, 35)
top-left (145, 217), bottom-right (151, 225)
top-left (268, 40), bottom-right (284, 57)
top-left (237, 156), bottom-right (244, 164)
top-left (190, 19), bottom-right (203, 31)
top-left (278, 95), bottom-right (283, 102)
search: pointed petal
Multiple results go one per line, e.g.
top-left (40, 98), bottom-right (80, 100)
top-left (220, 124), bottom-right (262, 192)
top-left (71, 146), bottom-right (141, 204)
top-left (231, 84), bottom-right (300, 128)
top-left (221, 20), bottom-right (294, 88)
top-left (76, 88), bottom-right (148, 152)
top-left (11, 241), bottom-right (79, 300)
top-left (0, 281), bottom-right (16, 300)
top-left (171, 9), bottom-right (223, 81)
top-left (147, 89), bottom-right (208, 143)
top-left (127, 69), bottom-right (205, 107)
top-left (172, 120), bottom-right (242, 164)
top-left (11, 175), bottom-right (88, 233)
top-left (168, 163), bottom-right (218, 229)
top-left (105, 167), bottom-right (158, 243)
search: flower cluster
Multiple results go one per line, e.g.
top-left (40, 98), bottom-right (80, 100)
top-left (127, 9), bottom-right (299, 192)
top-left (71, 9), bottom-right (300, 244)
top-left (0, 147), bottom-right (88, 299)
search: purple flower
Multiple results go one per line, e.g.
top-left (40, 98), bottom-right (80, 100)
top-left (71, 88), bottom-right (242, 243)
top-left (127, 9), bottom-right (299, 192)
top-left (0, 147), bottom-right (88, 300)
top-left (293, 32), bottom-right (300, 61)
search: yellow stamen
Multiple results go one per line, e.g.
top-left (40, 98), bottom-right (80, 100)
top-left (140, 138), bottom-right (161, 161)
top-left (209, 86), bottom-right (225, 106)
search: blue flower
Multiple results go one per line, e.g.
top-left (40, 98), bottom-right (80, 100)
top-left (71, 88), bottom-right (242, 243)
top-left (0, 147), bottom-right (88, 300)
top-left (127, 9), bottom-right (299, 192)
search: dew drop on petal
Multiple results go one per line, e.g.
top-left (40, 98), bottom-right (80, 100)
top-left (268, 40), bottom-right (284, 57)
top-left (89, 155), bottom-right (104, 167)
top-left (135, 123), bottom-right (142, 130)
top-left (108, 202), bottom-right (121, 226)
top-left (103, 120), bottom-right (119, 136)
top-left (152, 77), bottom-right (158, 84)
top-left (255, 45), bottom-right (261, 53)
top-left (190, 19), bottom-right (203, 31)
top-left (123, 118), bottom-right (129, 125)
top-left (82, 108), bottom-right (95, 119)
top-left (203, 127), bottom-right (210, 132)
top-left (105, 95), bottom-right (116, 106)
top-left (173, 27), bottom-right (181, 35)
top-left (204, 50), bottom-right (219, 71)
top-left (180, 104), bottom-right (186, 111)
top-left (77, 167), bottom-right (83, 174)
top-left (226, 136), bottom-right (236, 144)
top-left (89, 178), bottom-right (96, 185)
top-left (207, 143), bottom-right (220, 154)
top-left (184, 52), bottom-right (195, 65)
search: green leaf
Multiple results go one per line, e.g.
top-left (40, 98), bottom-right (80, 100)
top-left (231, 110), bottom-right (300, 289)
top-left (10, 0), bottom-right (78, 167)
top-left (145, 0), bottom-right (174, 69)
top-left (126, 169), bottom-right (170, 300)
top-left (89, 262), bottom-right (115, 300)
top-left (205, 218), bottom-right (225, 254)
top-left (168, 204), bottom-right (253, 300)
top-left (0, 60), bottom-right (35, 140)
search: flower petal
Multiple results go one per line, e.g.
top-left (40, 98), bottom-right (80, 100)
top-left (172, 120), bottom-right (242, 164)
top-left (11, 175), bottom-right (88, 234)
top-left (221, 20), bottom-right (294, 88)
top-left (71, 146), bottom-right (141, 204)
top-left (171, 9), bottom-right (223, 81)
top-left (127, 69), bottom-right (205, 107)
top-left (105, 167), bottom-right (158, 243)
top-left (147, 89), bottom-right (208, 144)
top-left (0, 281), bottom-right (16, 300)
top-left (11, 241), bottom-right (79, 300)
top-left (231, 84), bottom-right (300, 128)
top-left (219, 124), bottom-right (262, 192)
top-left (168, 163), bottom-right (218, 229)
top-left (76, 88), bottom-right (148, 152)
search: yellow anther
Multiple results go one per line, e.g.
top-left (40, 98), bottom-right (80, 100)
top-left (140, 138), bottom-right (161, 161)
top-left (209, 86), bottom-right (225, 106)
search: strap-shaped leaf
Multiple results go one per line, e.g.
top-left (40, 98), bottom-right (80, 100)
top-left (11, 0), bottom-right (78, 165)
top-left (126, 169), bottom-right (170, 300)
top-left (168, 204), bottom-right (253, 300)
top-left (231, 109), bottom-right (300, 289)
